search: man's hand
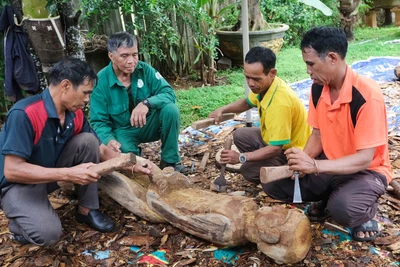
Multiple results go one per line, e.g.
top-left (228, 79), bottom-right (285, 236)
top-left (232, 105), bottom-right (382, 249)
top-left (285, 147), bottom-right (316, 175)
top-left (132, 159), bottom-right (153, 175)
top-left (130, 103), bottom-right (148, 128)
top-left (107, 140), bottom-right (121, 153)
top-left (64, 163), bottom-right (101, 185)
top-left (220, 149), bottom-right (240, 165)
top-left (208, 108), bottom-right (224, 124)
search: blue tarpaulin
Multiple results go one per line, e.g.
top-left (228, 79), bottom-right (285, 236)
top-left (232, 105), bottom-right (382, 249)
top-left (181, 56), bottom-right (400, 141)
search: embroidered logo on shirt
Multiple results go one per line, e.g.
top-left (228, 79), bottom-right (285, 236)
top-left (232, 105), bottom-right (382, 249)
top-left (155, 72), bottom-right (162, 80)
top-left (138, 79), bottom-right (144, 88)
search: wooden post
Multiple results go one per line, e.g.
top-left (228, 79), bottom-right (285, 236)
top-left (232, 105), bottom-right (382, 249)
top-left (391, 7), bottom-right (400, 26)
top-left (365, 10), bottom-right (377, 28)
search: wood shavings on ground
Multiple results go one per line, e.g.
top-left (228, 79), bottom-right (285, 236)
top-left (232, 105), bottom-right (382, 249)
top-left (0, 81), bottom-right (400, 266)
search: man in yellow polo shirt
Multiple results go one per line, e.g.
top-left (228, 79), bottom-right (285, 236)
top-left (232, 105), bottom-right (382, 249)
top-left (209, 46), bottom-right (311, 186)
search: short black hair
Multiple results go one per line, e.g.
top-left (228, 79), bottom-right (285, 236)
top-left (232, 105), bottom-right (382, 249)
top-left (245, 46), bottom-right (276, 75)
top-left (49, 57), bottom-right (97, 89)
top-left (107, 32), bottom-right (137, 53)
top-left (301, 26), bottom-right (348, 59)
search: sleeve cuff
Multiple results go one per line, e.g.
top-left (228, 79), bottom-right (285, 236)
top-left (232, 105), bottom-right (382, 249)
top-left (246, 98), bottom-right (257, 107)
top-left (269, 139), bottom-right (290, 146)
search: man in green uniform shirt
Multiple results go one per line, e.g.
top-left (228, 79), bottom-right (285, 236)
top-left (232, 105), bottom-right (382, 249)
top-left (90, 32), bottom-right (189, 174)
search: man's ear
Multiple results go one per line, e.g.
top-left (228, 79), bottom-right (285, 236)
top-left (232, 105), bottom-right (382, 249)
top-left (327, 52), bottom-right (339, 65)
top-left (108, 51), bottom-right (114, 61)
top-left (60, 79), bottom-right (72, 93)
top-left (269, 68), bottom-right (277, 77)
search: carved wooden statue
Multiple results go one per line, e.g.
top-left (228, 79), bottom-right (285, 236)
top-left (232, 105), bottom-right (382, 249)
top-left (98, 157), bottom-right (312, 264)
top-left (339, 0), bottom-right (361, 41)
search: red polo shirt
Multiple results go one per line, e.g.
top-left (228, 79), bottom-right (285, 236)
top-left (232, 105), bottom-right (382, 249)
top-left (308, 66), bottom-right (392, 183)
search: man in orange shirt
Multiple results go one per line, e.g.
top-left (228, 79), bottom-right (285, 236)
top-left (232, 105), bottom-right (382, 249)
top-left (263, 26), bottom-right (391, 242)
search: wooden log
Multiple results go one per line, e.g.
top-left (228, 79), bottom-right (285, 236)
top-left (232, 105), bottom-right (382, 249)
top-left (198, 152), bottom-right (210, 172)
top-left (191, 113), bottom-right (235, 130)
top-left (89, 153), bottom-right (136, 176)
top-left (58, 153), bottom-right (136, 195)
top-left (245, 206), bottom-right (312, 264)
top-left (99, 157), bottom-right (312, 264)
top-left (98, 171), bottom-right (167, 223)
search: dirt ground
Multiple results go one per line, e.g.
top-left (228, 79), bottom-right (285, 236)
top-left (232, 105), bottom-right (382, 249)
top-left (0, 81), bottom-right (400, 267)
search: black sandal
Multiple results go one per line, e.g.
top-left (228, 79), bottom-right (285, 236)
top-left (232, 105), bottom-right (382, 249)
top-left (352, 219), bottom-right (380, 242)
top-left (160, 160), bottom-right (191, 175)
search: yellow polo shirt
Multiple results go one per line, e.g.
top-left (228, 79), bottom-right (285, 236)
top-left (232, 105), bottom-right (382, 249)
top-left (247, 77), bottom-right (311, 150)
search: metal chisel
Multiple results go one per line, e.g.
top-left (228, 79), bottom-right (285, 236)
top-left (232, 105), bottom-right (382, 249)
top-left (293, 171), bottom-right (302, 203)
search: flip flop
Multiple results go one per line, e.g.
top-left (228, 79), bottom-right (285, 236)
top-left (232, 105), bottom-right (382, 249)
top-left (352, 219), bottom-right (380, 242)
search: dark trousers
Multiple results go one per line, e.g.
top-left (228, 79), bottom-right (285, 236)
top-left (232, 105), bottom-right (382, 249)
top-left (262, 153), bottom-right (387, 228)
top-left (115, 103), bottom-right (181, 164)
top-left (0, 133), bottom-right (100, 246)
top-left (234, 127), bottom-right (287, 183)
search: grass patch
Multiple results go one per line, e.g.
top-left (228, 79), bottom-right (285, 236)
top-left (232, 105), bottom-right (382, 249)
top-left (177, 26), bottom-right (400, 128)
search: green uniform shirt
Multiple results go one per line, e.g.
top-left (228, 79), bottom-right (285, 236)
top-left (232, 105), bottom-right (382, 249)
top-left (90, 61), bottom-right (176, 146)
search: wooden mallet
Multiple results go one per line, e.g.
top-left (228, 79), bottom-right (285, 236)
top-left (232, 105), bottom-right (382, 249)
top-left (260, 165), bottom-right (294, 184)
top-left (212, 136), bottom-right (233, 192)
top-left (191, 113), bottom-right (235, 130)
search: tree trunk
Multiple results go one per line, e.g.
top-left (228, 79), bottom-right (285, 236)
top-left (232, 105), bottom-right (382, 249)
top-left (233, 0), bottom-right (265, 31)
top-left (98, 158), bottom-right (312, 264)
top-left (56, 1), bottom-right (85, 61)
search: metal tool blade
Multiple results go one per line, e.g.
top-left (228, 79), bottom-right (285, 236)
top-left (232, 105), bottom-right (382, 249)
top-left (293, 171), bottom-right (302, 203)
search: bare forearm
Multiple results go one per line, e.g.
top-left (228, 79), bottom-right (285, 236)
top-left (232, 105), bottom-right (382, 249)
top-left (5, 160), bottom-right (67, 184)
top-left (246, 145), bottom-right (282, 162)
top-left (317, 149), bottom-right (374, 175)
top-left (303, 129), bottom-right (323, 158)
top-left (219, 99), bottom-right (251, 114)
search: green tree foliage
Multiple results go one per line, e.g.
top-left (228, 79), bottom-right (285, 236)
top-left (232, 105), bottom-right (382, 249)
top-left (80, 0), bottom-right (219, 82)
top-left (260, 0), bottom-right (340, 46)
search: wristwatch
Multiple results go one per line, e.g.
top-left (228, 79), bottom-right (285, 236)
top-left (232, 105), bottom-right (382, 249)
top-left (142, 99), bottom-right (151, 109)
top-left (239, 153), bottom-right (247, 164)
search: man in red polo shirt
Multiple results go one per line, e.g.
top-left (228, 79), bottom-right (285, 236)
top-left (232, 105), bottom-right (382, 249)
top-left (263, 26), bottom-right (391, 242)
top-left (0, 57), bottom-right (152, 246)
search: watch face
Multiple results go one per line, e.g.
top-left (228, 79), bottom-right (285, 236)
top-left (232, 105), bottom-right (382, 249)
top-left (143, 99), bottom-right (150, 108)
top-left (239, 154), bottom-right (246, 163)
